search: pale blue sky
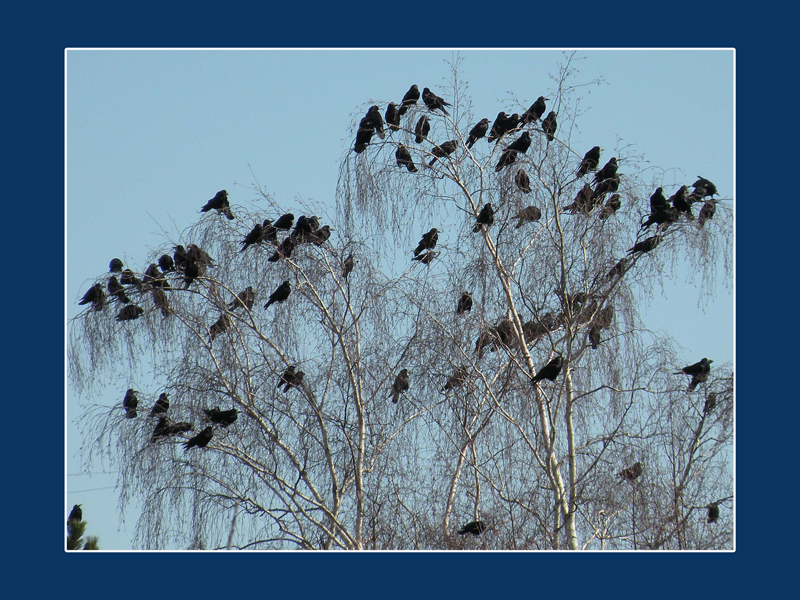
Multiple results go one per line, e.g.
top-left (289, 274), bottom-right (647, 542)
top-left (66, 49), bottom-right (734, 549)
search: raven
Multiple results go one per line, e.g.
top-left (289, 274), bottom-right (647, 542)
top-left (422, 87), bottom-right (451, 115)
top-left (532, 355), bottom-right (563, 383)
top-left (619, 462), bottom-right (643, 482)
top-left (390, 368), bottom-right (410, 403)
top-left (204, 407), bottom-right (238, 427)
top-left (541, 111), bottom-right (557, 142)
top-left (183, 426), bottom-right (213, 451)
top-left (512, 205), bottom-right (542, 228)
top-left (395, 144), bottom-right (418, 172)
top-left (109, 258), bottom-right (124, 273)
top-left (458, 521), bottom-right (487, 536)
top-left (150, 393), bottom-right (170, 416)
top-left (515, 169), bottom-right (532, 193)
top-left (264, 280), bottom-right (291, 309)
top-left (79, 283), bottom-right (106, 311)
top-left (466, 118), bottom-right (490, 149)
top-left (522, 96), bottom-right (548, 124)
top-left (123, 388), bottom-right (138, 418)
top-left (457, 291), bottom-right (473, 314)
top-left (414, 115), bottom-right (430, 144)
top-left (495, 131), bottom-right (531, 172)
top-left (473, 203), bottom-right (494, 232)
top-left (428, 140), bottom-right (458, 166)
top-left (577, 146), bottom-right (601, 177)
top-left (398, 84), bottom-right (420, 116)
top-left (413, 228), bottom-right (439, 256)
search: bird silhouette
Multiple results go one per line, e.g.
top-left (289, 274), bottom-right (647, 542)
top-left (466, 118), bottom-right (490, 149)
top-left (414, 115), bottom-right (430, 144)
top-left (398, 84), bottom-right (420, 116)
top-left (390, 369), bottom-right (410, 403)
top-left (413, 228), bottom-right (439, 256)
top-left (577, 146), bottom-right (601, 177)
top-left (123, 388), bottom-right (138, 418)
top-left (183, 426), bottom-right (213, 451)
top-left (201, 190), bottom-right (234, 220)
top-left (522, 96), bottom-right (548, 123)
top-left (422, 87), bottom-right (451, 115)
top-left (79, 283), bottom-right (106, 311)
top-left (515, 169), bottom-right (532, 193)
top-left (68, 504), bottom-right (83, 523)
top-left (395, 144), bottom-right (418, 172)
top-left (428, 140), bottom-right (458, 166)
top-left (150, 393), bottom-right (170, 416)
top-left (264, 280), bottom-right (291, 309)
top-left (204, 407), bottom-right (238, 427)
top-left (109, 258), bottom-right (124, 273)
top-left (541, 111), bottom-right (557, 141)
top-left (457, 521), bottom-right (487, 536)
top-left (495, 131), bottom-right (531, 172)
top-left (619, 462), bottom-right (643, 482)
top-left (457, 291), bottom-right (473, 314)
top-left (532, 355), bottom-right (563, 383)
top-left (512, 206), bottom-right (542, 228)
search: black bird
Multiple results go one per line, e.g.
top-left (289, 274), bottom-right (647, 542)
top-left (165, 421), bottom-right (193, 437)
top-left (591, 175), bottom-right (620, 205)
top-left (593, 157), bottom-right (618, 185)
top-left (669, 185), bottom-right (693, 217)
top-left (115, 304), bottom-right (144, 321)
top-left (268, 236), bottom-right (295, 262)
top-left (109, 258), bottom-right (124, 273)
top-left (150, 393), bottom-right (170, 416)
top-left (504, 113), bottom-right (521, 133)
top-left (495, 131), bottom-right (531, 172)
top-left (703, 392), bottom-right (717, 414)
top-left (365, 105), bottom-right (385, 139)
top-left (515, 169), bottom-right (532, 193)
top-left (650, 187), bottom-right (669, 213)
top-left (473, 203), bottom-right (494, 232)
top-left (707, 503), bottom-right (720, 523)
top-left (385, 103), bottom-right (401, 131)
top-left (421, 87), bottom-right (451, 115)
top-left (641, 206), bottom-right (679, 230)
top-left (229, 286), bottom-right (256, 311)
top-left (123, 388), bottom-right (138, 418)
top-left (412, 250), bottom-right (436, 265)
top-left (428, 140), bottom-right (458, 166)
top-left (457, 291), bottom-right (473, 314)
top-left (158, 254), bottom-right (175, 273)
top-left (390, 368), bottom-right (410, 404)
top-left (204, 407), bottom-right (238, 427)
top-left (512, 206), bottom-right (542, 228)
top-left (273, 213), bottom-right (295, 231)
top-left (150, 416), bottom-right (170, 442)
top-left (201, 190), bottom-right (234, 220)
top-left (627, 235), bottom-right (661, 255)
top-left (342, 253), bottom-right (355, 278)
top-left (291, 215), bottom-right (318, 244)
top-left (187, 244), bottom-right (214, 268)
top-left (241, 222), bottom-right (264, 251)
top-left (466, 118), bottom-right (490, 149)
top-left (264, 280), bottom-right (291, 309)
top-left (442, 365), bottom-right (468, 391)
top-left (577, 146), bottom-right (601, 177)
top-left (261, 219), bottom-right (279, 245)
top-left (183, 426), bottom-right (213, 451)
top-left (173, 245), bottom-right (190, 271)
top-left (152, 288), bottom-right (171, 317)
top-left (697, 200), bottom-right (718, 228)
top-left (278, 366), bottom-right (297, 389)
top-left (599, 194), bottom-right (621, 220)
top-left (209, 314), bottom-right (231, 342)
top-left (563, 183), bottom-right (594, 214)
top-left (79, 283), bottom-right (106, 311)
top-left (487, 112), bottom-right (508, 143)
top-left (414, 115), bottom-right (430, 144)
top-left (619, 462), bottom-right (643, 482)
top-left (68, 504), bottom-right (83, 523)
top-left (354, 106), bottom-right (381, 153)
top-left (522, 96), bottom-right (548, 124)
top-left (108, 276), bottom-right (130, 304)
top-left (279, 368), bottom-right (304, 393)
top-left (606, 257), bottom-right (629, 281)
top-left (675, 358), bottom-right (713, 391)
top-left (589, 325), bottom-right (602, 349)
top-left (532, 355), bottom-right (563, 383)
top-left (182, 262), bottom-right (203, 289)
top-left (458, 521), bottom-right (487, 536)
top-left (395, 144), bottom-right (418, 172)
top-left (541, 111), bottom-right (557, 142)
top-left (353, 122), bottom-right (374, 153)
top-left (413, 228), bottom-right (439, 256)
top-left (143, 264), bottom-right (169, 290)
top-left (120, 268), bottom-right (143, 289)
top-left (398, 84), bottom-right (420, 116)
top-left (692, 176), bottom-right (718, 198)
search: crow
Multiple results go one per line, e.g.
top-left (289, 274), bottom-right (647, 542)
top-left (692, 176), bottom-right (718, 198)
top-left (68, 504), bottom-right (83, 523)
top-left (264, 280), bottom-right (291, 309)
top-left (123, 388), bottom-right (138, 418)
top-left (458, 521), bottom-right (487, 536)
top-left (593, 157), bottom-right (618, 185)
top-left (186, 244), bottom-right (214, 268)
top-left (563, 183), bottom-right (594, 214)
top-left (577, 146), bottom-right (601, 177)
top-left (201, 190), bottom-right (234, 220)
top-left (414, 115), bottom-right (430, 144)
top-left (669, 185), bottom-right (693, 217)
top-left (182, 262), bottom-right (203, 289)
top-left (422, 87), bottom-right (451, 115)
top-left (108, 276), bottom-right (130, 304)
top-left (79, 283), bottom-right (106, 311)
top-left (487, 112), bottom-right (508, 143)
top-left (273, 213), bottom-right (295, 231)
top-left (599, 194), bottom-right (622, 220)
top-left (241, 222), bottom-right (264, 252)
top-left (457, 291), bottom-right (473, 314)
top-left (522, 96), bottom-right (548, 124)
top-left (472, 203), bottom-right (494, 232)
top-left (532, 355), bottom-right (563, 383)
top-left (512, 206), bottom-right (542, 228)
top-left (428, 140), bottom-right (458, 166)
top-left (650, 187), bottom-right (669, 213)
top-left (703, 392), bottom-right (717, 414)
top-left (395, 144), bottom-right (418, 172)
top-left (412, 251), bottom-right (436, 265)
top-left (413, 228), bottom-right (439, 256)
top-left (109, 258), bottom-right (124, 273)
top-left (466, 118), bottom-right (490, 149)
top-left (591, 175), bottom-right (620, 205)
top-left (278, 366), bottom-right (297, 390)
top-left (676, 358), bottom-right (713, 391)
top-left (268, 236), bottom-right (295, 262)
top-left (385, 102), bottom-right (401, 131)
top-left (143, 264), bottom-right (169, 290)
top-left (541, 111), bottom-right (557, 142)
top-left (641, 206), bottom-right (679, 230)
top-left (229, 286), bottom-right (255, 311)
top-left (282, 370), bottom-right (304, 393)
top-left (291, 215), bottom-right (317, 244)
top-left (707, 503), bottom-right (720, 524)
top-left (627, 235), bottom-right (661, 255)
top-left (697, 200), bottom-right (718, 228)
top-left (183, 426), bottom-right (213, 451)
top-left (606, 257), bottom-right (629, 281)
top-left (116, 304), bottom-right (144, 321)
top-left (150, 416), bottom-right (170, 442)
top-left (120, 269), bottom-right (143, 289)
top-left (495, 131), bottom-right (531, 172)
top-left (204, 407), bottom-right (238, 427)
top-left (150, 393), bottom-right (170, 416)
top-left (390, 368), bottom-right (410, 403)
top-left (209, 314), bottom-right (231, 342)
top-left (342, 253), bottom-right (355, 278)
top-left (515, 169), bottom-right (532, 193)
top-left (173, 245), bottom-right (190, 271)
top-left (398, 84), bottom-right (420, 116)
top-left (354, 106), bottom-right (383, 153)
top-left (261, 219), bottom-right (279, 245)
top-left (442, 365), bottom-right (468, 391)
top-left (158, 254), bottom-right (175, 273)
top-left (619, 462), bottom-right (643, 482)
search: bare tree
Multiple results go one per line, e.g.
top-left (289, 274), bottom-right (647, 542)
top-left (69, 54), bottom-right (733, 550)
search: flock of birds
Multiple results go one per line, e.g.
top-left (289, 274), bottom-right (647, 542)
top-left (76, 82), bottom-right (724, 534)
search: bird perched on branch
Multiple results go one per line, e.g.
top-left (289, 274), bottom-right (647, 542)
top-left (413, 228), bottom-right (439, 256)
top-left (183, 426), bottom-right (213, 451)
top-left (278, 366), bottom-right (297, 390)
top-left (79, 283), bottom-right (106, 311)
top-left (458, 520), bottom-right (487, 536)
top-left (675, 358), bottom-right (713, 392)
top-left (457, 291), bottom-right (473, 314)
top-left (264, 280), bottom-right (291, 309)
top-left (669, 185), bottom-right (693, 217)
top-left (532, 355), bottom-right (563, 383)
top-left (563, 184), bottom-right (594, 214)
top-left (109, 258), bottom-right (124, 273)
top-left (204, 407), bottom-right (238, 427)
top-left (414, 115), bottom-right (430, 144)
top-left (697, 200), bottom-right (718, 228)
top-left (422, 87), bottom-right (451, 115)
top-left (691, 176), bottom-right (718, 199)
top-left (398, 84), bottom-right (420, 116)
top-left (512, 205), bottom-right (542, 228)
top-left (68, 504), bottom-right (83, 523)
top-left (150, 393), bottom-right (169, 416)
top-left (354, 105), bottom-right (384, 153)
top-left (268, 236), bottom-right (295, 262)
top-left (627, 235), bottom-right (661, 255)
top-left (707, 503), bottom-right (720, 523)
top-left (273, 213), bottom-right (294, 231)
top-left (108, 276), bottom-right (130, 304)
top-left (443, 365), bottom-right (469, 391)
top-left (429, 140), bottom-right (458, 166)
top-left (650, 187), bottom-right (668, 212)
top-left (385, 102), bottom-right (401, 131)
top-left (390, 369), bottom-right (410, 404)
top-left (577, 146), bottom-right (601, 177)
top-left (593, 157), bottom-right (618, 185)
top-left (241, 222), bottom-right (264, 252)
top-left (522, 96), bottom-right (548, 124)
top-left (606, 257), bottom-right (629, 281)
top-left (201, 190), bottom-right (234, 220)
top-left (487, 111), bottom-right (508, 143)
top-left (158, 254), bottom-right (175, 273)
top-left (473, 203), bottom-right (494, 232)
top-left (342, 253), bottom-right (355, 278)
top-left (229, 286), bottom-right (255, 311)
top-left (599, 194), bottom-right (621, 220)
top-left (412, 251), bottom-right (436, 265)
top-left (515, 169), bottom-right (532, 193)
top-left (116, 304), bottom-right (144, 321)
top-left (261, 219), bottom-right (279, 245)
top-left (466, 118), bottom-right (490, 149)
top-left (704, 392), bottom-right (717, 414)
top-left (641, 206), bottom-right (679, 230)
top-left (619, 462), bottom-right (643, 482)
top-left (395, 144), bottom-right (418, 172)
top-left (123, 389), bottom-right (138, 418)
top-left (541, 111), bottom-right (557, 142)
top-left (209, 314), bottom-right (231, 342)
top-left (495, 131), bottom-right (531, 172)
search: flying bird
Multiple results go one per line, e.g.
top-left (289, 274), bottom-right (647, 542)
top-left (398, 84), bottom-right (420, 116)
top-left (428, 140), bottom-right (458, 166)
top-left (421, 87), bottom-right (451, 115)
top-left (522, 96), bottom-right (548, 124)
top-left (627, 235), bottom-right (661, 255)
top-left (264, 280), bottom-right (291, 309)
top-left (150, 393), bottom-right (170, 416)
top-left (458, 521), bottom-right (487, 536)
top-left (390, 368), bottom-right (410, 403)
top-left (515, 169), bottom-right (532, 193)
top-left (385, 103), bottom-right (401, 131)
top-left (201, 190), bottom-right (234, 220)
top-left (79, 283), bottom-right (106, 311)
top-left (395, 144), bottom-right (418, 172)
top-left (116, 304), bottom-right (144, 321)
top-left (495, 131), bottom-right (531, 172)
top-left (183, 426), bottom-right (213, 451)
top-left (123, 388), bottom-right (138, 418)
top-left (273, 213), bottom-right (295, 231)
top-left (541, 111), bottom-right (557, 142)
top-left (619, 462), bottom-right (643, 482)
top-left (512, 205), bottom-right (542, 228)
top-left (204, 407), bottom-right (238, 427)
top-left (229, 286), bottom-right (256, 311)
top-left (577, 146), bottom-right (601, 177)
top-left (68, 504), bottom-right (83, 523)
top-left (414, 115), bottom-right (430, 144)
top-left (472, 203), bottom-right (494, 232)
top-left (532, 355), bottom-right (563, 383)
top-left (466, 118), bottom-right (490, 149)
top-left (109, 258), bottom-right (124, 273)
top-left (108, 276), bottom-right (130, 304)
top-left (413, 228), bottom-right (439, 256)
top-left (457, 291), bottom-right (473, 314)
